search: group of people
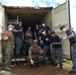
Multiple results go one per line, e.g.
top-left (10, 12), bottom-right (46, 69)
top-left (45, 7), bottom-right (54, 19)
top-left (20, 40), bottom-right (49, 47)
top-left (2, 19), bottom-right (24, 70)
top-left (2, 19), bottom-right (76, 74)
top-left (30, 22), bottom-right (62, 68)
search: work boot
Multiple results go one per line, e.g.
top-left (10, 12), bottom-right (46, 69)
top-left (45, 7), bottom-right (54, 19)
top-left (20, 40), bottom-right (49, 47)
top-left (29, 63), bottom-right (34, 68)
top-left (53, 63), bottom-right (58, 67)
top-left (68, 70), bottom-right (76, 74)
top-left (60, 64), bottom-right (63, 69)
top-left (35, 62), bottom-right (39, 67)
top-left (5, 67), bottom-right (12, 71)
top-left (41, 61), bottom-right (46, 66)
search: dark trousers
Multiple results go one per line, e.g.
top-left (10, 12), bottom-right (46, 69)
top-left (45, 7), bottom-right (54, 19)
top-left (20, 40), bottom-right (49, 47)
top-left (14, 37), bottom-right (23, 57)
top-left (51, 48), bottom-right (62, 65)
top-left (72, 43), bottom-right (76, 71)
top-left (43, 45), bottom-right (50, 62)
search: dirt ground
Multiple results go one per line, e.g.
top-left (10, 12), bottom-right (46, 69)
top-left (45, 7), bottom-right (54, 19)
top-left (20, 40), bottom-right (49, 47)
top-left (9, 60), bottom-right (73, 75)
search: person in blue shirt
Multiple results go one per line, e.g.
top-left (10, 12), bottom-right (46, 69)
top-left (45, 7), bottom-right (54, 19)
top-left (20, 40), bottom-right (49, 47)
top-left (50, 31), bottom-right (63, 69)
top-left (60, 25), bottom-right (76, 73)
top-left (13, 19), bottom-right (24, 58)
top-left (40, 30), bottom-right (50, 64)
top-left (40, 21), bottom-right (51, 35)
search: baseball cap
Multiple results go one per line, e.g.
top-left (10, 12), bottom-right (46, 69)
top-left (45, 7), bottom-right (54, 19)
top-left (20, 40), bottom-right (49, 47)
top-left (33, 40), bottom-right (38, 43)
top-left (50, 31), bottom-right (55, 34)
top-left (60, 25), bottom-right (65, 30)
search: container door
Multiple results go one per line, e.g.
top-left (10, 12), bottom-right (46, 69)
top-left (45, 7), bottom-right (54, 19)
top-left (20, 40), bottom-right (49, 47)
top-left (0, 3), bottom-right (5, 62)
top-left (52, 2), bottom-right (71, 59)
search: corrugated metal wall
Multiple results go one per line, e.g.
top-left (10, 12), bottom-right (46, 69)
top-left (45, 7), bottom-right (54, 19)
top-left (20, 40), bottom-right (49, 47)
top-left (0, 3), bottom-right (5, 62)
top-left (52, 2), bottom-right (70, 59)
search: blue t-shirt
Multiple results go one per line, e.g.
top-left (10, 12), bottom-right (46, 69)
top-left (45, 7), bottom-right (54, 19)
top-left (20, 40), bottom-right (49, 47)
top-left (14, 24), bottom-right (23, 38)
top-left (41, 34), bottom-right (50, 45)
top-left (50, 35), bottom-right (61, 48)
top-left (66, 29), bottom-right (76, 44)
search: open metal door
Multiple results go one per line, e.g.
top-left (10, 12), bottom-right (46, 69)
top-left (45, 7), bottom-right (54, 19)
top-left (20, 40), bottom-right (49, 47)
top-left (0, 3), bottom-right (5, 62)
top-left (52, 2), bottom-right (71, 59)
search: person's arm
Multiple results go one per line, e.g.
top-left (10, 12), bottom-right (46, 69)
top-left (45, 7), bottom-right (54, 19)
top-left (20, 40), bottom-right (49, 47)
top-left (11, 33), bottom-right (14, 45)
top-left (39, 36), bottom-right (43, 44)
top-left (62, 29), bottom-right (74, 40)
top-left (39, 29), bottom-right (42, 34)
top-left (54, 42), bottom-right (61, 45)
top-left (29, 47), bottom-right (34, 65)
top-left (39, 46), bottom-right (44, 55)
top-left (13, 29), bottom-right (20, 33)
top-left (13, 25), bottom-right (20, 33)
top-left (50, 43), bottom-right (52, 53)
top-left (62, 34), bottom-right (74, 40)
top-left (47, 26), bottom-right (51, 34)
top-left (25, 31), bottom-right (27, 37)
top-left (50, 37), bottom-right (53, 53)
top-left (34, 32), bottom-right (36, 39)
top-left (11, 32), bottom-right (15, 47)
top-left (29, 49), bottom-right (32, 60)
top-left (67, 34), bottom-right (74, 39)
top-left (29, 46), bottom-right (33, 60)
top-left (2, 34), bottom-right (8, 41)
top-left (30, 31), bottom-right (33, 37)
top-left (2, 32), bottom-right (9, 41)
top-left (48, 30), bottom-right (50, 34)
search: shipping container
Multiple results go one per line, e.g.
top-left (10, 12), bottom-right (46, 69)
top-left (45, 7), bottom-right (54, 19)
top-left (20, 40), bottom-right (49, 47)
top-left (0, 1), bottom-right (71, 62)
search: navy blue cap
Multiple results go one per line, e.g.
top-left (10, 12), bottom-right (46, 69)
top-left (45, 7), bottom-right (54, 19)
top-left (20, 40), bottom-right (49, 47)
top-left (60, 25), bottom-right (65, 30)
top-left (51, 31), bottom-right (55, 34)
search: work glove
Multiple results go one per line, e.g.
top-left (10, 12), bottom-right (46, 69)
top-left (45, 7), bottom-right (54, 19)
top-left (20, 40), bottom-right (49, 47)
top-left (19, 29), bottom-right (22, 32)
top-left (52, 42), bottom-right (56, 45)
top-left (62, 36), bottom-right (67, 40)
top-left (45, 38), bottom-right (49, 41)
top-left (30, 59), bottom-right (34, 65)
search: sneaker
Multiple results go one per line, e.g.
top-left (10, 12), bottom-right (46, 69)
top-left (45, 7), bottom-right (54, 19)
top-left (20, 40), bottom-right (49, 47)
top-left (68, 70), bottom-right (76, 74)
top-left (35, 62), bottom-right (39, 67)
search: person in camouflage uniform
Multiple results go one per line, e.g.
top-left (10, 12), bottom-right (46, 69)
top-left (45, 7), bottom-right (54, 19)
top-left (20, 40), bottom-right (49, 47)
top-left (25, 27), bottom-right (33, 46)
top-left (29, 40), bottom-right (43, 67)
top-left (2, 24), bottom-right (14, 70)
